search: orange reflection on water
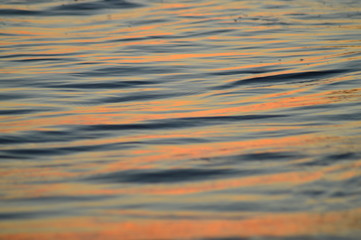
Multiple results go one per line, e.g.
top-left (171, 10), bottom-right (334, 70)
top-left (1, 1), bottom-right (360, 239)
top-left (1, 208), bottom-right (360, 240)
top-left (95, 51), bottom-right (245, 63)
top-left (3, 153), bottom-right (359, 201)
top-left (2, 83), bottom-right (359, 134)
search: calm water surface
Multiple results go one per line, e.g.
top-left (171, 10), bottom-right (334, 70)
top-left (1, 0), bottom-right (361, 239)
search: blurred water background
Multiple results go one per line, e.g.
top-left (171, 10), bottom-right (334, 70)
top-left (1, 0), bottom-right (361, 239)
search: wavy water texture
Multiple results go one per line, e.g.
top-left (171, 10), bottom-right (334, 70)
top-left (0, 0), bottom-right (361, 239)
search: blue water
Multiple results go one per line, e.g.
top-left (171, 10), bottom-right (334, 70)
top-left (0, 0), bottom-right (361, 239)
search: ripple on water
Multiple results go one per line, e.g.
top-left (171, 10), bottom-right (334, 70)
top-left (0, 0), bottom-right (361, 239)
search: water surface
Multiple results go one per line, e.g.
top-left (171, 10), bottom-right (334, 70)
top-left (1, 0), bottom-right (361, 239)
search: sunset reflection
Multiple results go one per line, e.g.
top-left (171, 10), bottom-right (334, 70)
top-left (1, 208), bottom-right (360, 239)
top-left (1, 0), bottom-right (361, 239)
